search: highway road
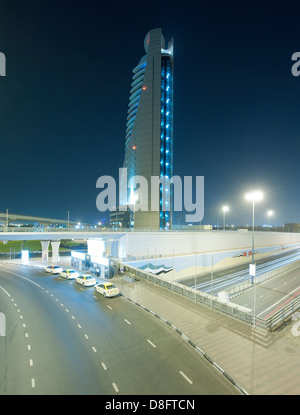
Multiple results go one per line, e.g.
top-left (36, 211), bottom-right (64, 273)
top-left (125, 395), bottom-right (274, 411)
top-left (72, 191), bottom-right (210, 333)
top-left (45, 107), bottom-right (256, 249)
top-left (0, 263), bottom-right (240, 395)
top-left (179, 248), bottom-right (300, 295)
top-left (231, 265), bottom-right (300, 319)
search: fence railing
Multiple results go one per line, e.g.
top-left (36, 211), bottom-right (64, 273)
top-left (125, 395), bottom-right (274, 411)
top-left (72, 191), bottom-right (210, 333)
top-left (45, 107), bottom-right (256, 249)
top-left (123, 260), bottom-right (300, 331)
top-left (227, 260), bottom-right (300, 299)
top-left (123, 264), bottom-right (254, 325)
top-left (256, 291), bottom-right (300, 331)
top-left (0, 226), bottom-right (286, 234)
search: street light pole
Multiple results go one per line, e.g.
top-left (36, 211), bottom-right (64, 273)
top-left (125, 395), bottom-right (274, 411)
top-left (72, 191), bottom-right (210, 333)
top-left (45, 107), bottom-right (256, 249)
top-left (251, 198), bottom-right (255, 266)
top-left (267, 210), bottom-right (273, 232)
top-left (222, 206), bottom-right (229, 232)
top-left (245, 191), bottom-right (263, 279)
top-left (245, 191), bottom-right (263, 330)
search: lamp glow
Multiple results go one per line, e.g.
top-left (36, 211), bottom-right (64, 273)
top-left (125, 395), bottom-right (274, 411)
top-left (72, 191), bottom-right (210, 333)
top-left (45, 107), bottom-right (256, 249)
top-left (245, 191), bottom-right (263, 202)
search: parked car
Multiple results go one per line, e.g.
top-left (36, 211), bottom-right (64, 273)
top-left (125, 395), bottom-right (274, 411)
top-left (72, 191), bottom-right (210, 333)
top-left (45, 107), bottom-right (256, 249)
top-left (75, 274), bottom-right (97, 287)
top-left (60, 269), bottom-right (79, 279)
top-left (94, 282), bottom-right (120, 297)
top-left (45, 265), bottom-right (63, 274)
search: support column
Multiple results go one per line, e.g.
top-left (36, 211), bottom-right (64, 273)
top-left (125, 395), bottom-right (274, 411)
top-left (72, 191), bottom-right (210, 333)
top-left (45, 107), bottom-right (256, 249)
top-left (41, 240), bottom-right (50, 262)
top-left (51, 241), bottom-right (61, 264)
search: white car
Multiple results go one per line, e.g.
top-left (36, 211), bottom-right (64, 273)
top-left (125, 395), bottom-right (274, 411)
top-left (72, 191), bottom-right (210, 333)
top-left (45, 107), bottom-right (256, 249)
top-left (45, 265), bottom-right (63, 274)
top-left (60, 269), bottom-right (79, 279)
top-left (75, 274), bottom-right (97, 287)
top-left (94, 282), bottom-right (120, 297)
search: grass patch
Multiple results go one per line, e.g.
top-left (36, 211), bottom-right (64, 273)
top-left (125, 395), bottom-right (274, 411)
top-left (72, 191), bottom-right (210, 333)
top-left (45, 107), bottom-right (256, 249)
top-left (0, 239), bottom-right (86, 253)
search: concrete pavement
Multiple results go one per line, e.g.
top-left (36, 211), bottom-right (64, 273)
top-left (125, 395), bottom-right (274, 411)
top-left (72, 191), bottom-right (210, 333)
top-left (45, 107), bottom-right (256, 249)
top-left (116, 275), bottom-right (300, 395)
top-left (2, 256), bottom-right (300, 395)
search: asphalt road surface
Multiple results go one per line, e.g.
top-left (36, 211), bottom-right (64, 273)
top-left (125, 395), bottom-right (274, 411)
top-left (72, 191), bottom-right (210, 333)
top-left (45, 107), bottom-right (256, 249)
top-left (179, 248), bottom-right (300, 295)
top-left (231, 265), bottom-right (300, 319)
top-left (0, 263), bottom-right (240, 395)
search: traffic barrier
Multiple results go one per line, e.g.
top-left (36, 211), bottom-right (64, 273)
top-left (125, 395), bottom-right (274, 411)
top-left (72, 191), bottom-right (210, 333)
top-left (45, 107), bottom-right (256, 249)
top-left (123, 264), bottom-right (253, 325)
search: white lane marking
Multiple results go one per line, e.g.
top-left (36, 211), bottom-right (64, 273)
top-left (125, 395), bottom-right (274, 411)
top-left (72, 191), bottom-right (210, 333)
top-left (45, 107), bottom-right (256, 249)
top-left (27, 344), bottom-right (31, 351)
top-left (25, 333), bottom-right (29, 338)
top-left (0, 285), bottom-right (11, 297)
top-left (1, 270), bottom-right (41, 288)
top-left (71, 315), bottom-right (75, 320)
top-left (107, 305), bottom-right (112, 310)
top-left (77, 324), bottom-right (81, 329)
top-left (257, 285), bottom-right (300, 317)
top-left (147, 339), bottom-right (156, 348)
top-left (124, 319), bottom-right (131, 325)
top-left (65, 309), bottom-right (69, 313)
top-left (179, 370), bottom-right (193, 384)
top-left (112, 382), bottom-right (119, 392)
top-left (101, 362), bottom-right (107, 370)
top-left (84, 334), bottom-right (89, 339)
top-left (29, 359), bottom-right (33, 366)
top-left (31, 378), bottom-right (35, 388)
top-left (92, 346), bottom-right (97, 353)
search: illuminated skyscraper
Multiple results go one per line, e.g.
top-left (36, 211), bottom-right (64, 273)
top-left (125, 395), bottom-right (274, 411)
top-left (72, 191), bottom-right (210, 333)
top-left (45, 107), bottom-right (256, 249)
top-left (122, 28), bottom-right (174, 230)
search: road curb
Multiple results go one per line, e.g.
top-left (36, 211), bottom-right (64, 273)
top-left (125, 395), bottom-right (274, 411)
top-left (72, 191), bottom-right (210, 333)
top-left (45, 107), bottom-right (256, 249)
top-left (122, 293), bottom-right (249, 396)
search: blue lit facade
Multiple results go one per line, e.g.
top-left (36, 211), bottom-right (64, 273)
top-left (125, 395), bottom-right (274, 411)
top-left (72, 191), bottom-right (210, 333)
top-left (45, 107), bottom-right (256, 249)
top-left (122, 28), bottom-right (174, 230)
top-left (160, 53), bottom-right (174, 229)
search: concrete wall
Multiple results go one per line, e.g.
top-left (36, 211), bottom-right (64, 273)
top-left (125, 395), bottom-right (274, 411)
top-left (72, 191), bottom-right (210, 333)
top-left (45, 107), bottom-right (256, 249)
top-left (120, 231), bottom-right (300, 280)
top-left (119, 231), bottom-right (300, 259)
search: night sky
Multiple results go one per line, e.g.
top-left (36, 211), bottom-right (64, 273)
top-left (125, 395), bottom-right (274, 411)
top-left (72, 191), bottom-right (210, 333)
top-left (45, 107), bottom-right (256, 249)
top-left (1, 0), bottom-right (300, 227)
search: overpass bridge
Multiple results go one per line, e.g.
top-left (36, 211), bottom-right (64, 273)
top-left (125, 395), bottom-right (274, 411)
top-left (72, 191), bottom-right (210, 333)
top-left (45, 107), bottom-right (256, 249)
top-left (0, 211), bottom-right (95, 227)
top-left (0, 227), bottom-right (300, 270)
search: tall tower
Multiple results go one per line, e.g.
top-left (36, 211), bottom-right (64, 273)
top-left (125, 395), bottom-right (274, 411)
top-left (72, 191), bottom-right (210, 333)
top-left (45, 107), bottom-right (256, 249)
top-left (122, 28), bottom-right (174, 230)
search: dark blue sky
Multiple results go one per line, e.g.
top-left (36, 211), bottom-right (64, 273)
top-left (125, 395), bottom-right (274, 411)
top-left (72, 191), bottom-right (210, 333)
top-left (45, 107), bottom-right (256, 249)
top-left (0, 0), bottom-right (299, 226)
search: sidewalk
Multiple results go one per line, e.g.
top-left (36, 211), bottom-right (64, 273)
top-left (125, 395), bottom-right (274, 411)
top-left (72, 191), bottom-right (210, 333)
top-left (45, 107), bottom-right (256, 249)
top-left (3, 257), bottom-right (300, 395)
top-left (115, 275), bottom-right (300, 395)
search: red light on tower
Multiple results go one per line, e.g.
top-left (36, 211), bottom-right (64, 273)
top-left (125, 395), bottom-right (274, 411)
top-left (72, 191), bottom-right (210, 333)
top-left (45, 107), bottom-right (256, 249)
top-left (142, 86), bottom-right (147, 90)
top-left (132, 145), bottom-right (137, 150)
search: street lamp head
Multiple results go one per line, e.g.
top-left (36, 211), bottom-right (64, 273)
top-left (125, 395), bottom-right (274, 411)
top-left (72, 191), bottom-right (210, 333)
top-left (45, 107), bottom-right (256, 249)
top-left (222, 205), bottom-right (229, 212)
top-left (267, 210), bottom-right (273, 216)
top-left (245, 190), bottom-right (263, 202)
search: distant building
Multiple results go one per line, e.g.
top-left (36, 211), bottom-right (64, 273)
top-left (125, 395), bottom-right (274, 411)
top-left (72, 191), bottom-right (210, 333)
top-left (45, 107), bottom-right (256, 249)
top-left (120, 28), bottom-right (174, 230)
top-left (110, 208), bottom-right (131, 229)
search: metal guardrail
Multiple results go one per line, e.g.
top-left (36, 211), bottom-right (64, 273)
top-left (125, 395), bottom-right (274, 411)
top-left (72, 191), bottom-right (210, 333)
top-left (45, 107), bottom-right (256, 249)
top-left (228, 260), bottom-right (300, 299)
top-left (226, 260), bottom-right (300, 330)
top-left (256, 292), bottom-right (300, 331)
top-left (123, 264), bottom-right (253, 325)
top-left (0, 227), bottom-right (122, 233)
top-left (123, 260), bottom-right (300, 330)
top-left (0, 227), bottom-right (285, 233)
